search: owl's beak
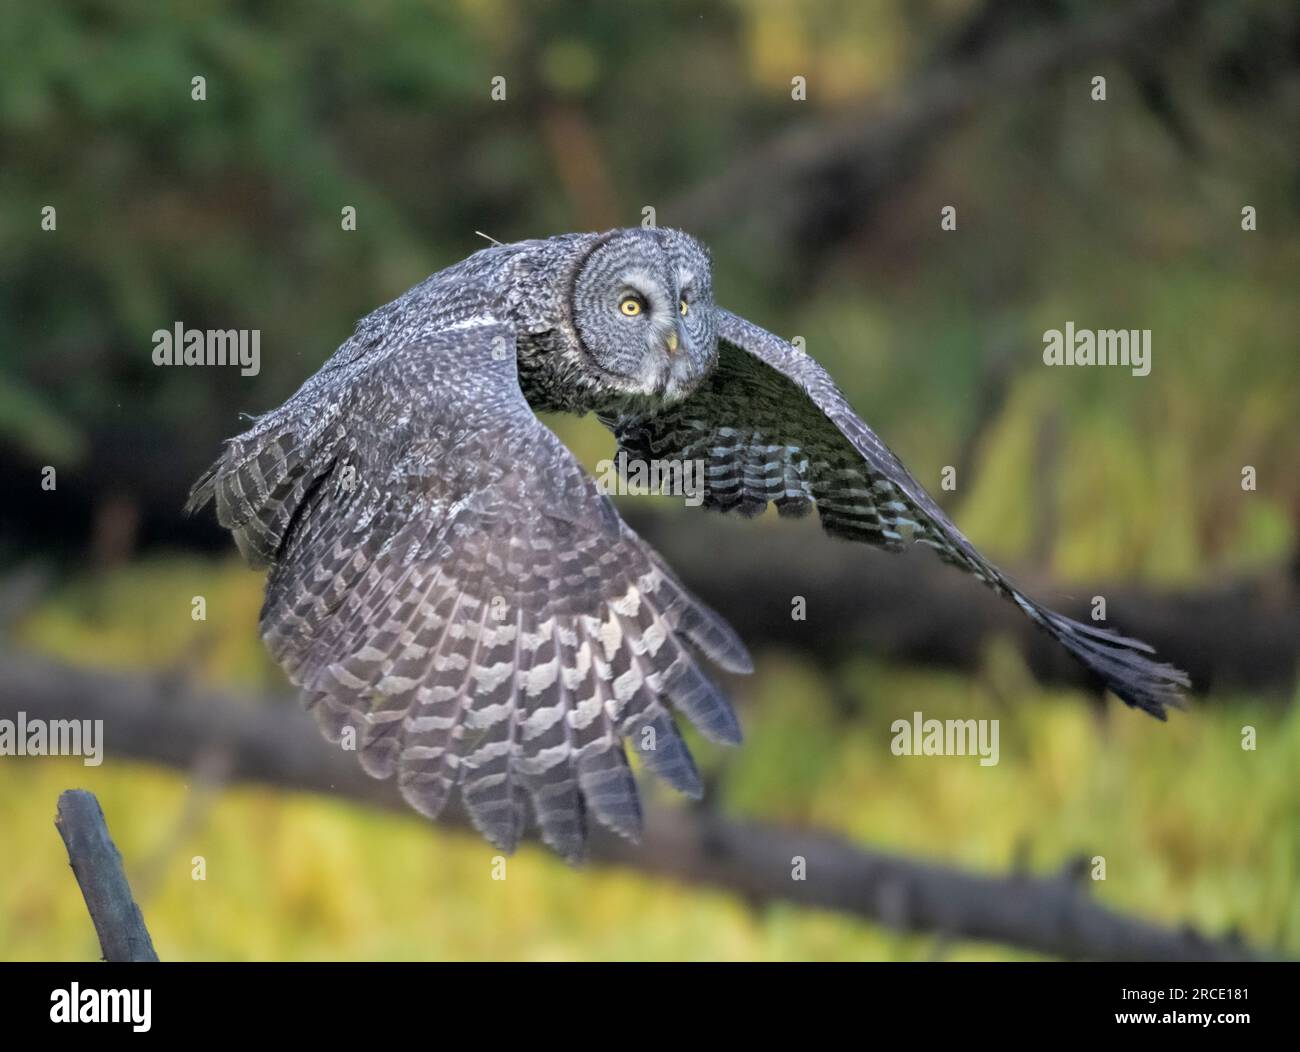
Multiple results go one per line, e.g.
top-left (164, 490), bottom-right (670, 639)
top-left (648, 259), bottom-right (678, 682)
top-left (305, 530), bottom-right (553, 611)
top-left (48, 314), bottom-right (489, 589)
top-left (664, 329), bottom-right (680, 355)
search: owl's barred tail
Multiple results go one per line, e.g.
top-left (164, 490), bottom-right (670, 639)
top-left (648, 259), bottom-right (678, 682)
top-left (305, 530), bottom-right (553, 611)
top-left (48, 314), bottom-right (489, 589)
top-left (1017, 596), bottom-right (1190, 720)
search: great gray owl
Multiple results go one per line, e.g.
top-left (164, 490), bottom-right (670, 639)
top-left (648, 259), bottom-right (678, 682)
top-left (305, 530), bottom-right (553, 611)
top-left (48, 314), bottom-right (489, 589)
top-left (188, 227), bottom-right (1189, 861)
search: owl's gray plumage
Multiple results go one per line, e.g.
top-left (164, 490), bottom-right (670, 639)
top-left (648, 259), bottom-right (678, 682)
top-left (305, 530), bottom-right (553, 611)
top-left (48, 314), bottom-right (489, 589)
top-left (188, 227), bottom-right (1189, 861)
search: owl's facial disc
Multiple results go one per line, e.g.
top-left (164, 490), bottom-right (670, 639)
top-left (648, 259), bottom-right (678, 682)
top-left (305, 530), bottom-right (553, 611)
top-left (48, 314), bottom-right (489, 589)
top-left (572, 230), bottom-right (717, 402)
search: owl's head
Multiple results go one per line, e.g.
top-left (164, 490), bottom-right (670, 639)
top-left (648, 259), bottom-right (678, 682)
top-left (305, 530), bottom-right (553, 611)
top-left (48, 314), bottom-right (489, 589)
top-left (570, 228), bottom-right (717, 402)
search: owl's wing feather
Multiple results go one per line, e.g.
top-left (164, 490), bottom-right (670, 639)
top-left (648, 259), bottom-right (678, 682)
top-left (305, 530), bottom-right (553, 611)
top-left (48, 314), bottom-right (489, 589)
top-left (190, 322), bottom-right (750, 861)
top-left (607, 308), bottom-right (1189, 719)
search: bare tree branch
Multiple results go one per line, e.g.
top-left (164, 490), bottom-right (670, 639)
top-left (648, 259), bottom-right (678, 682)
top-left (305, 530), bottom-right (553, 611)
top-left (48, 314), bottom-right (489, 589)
top-left (14, 495), bottom-right (1295, 699)
top-left (54, 789), bottom-right (159, 962)
top-left (623, 510), bottom-right (1300, 699)
top-left (5, 652), bottom-right (1270, 961)
top-left (668, 0), bottom-right (1194, 246)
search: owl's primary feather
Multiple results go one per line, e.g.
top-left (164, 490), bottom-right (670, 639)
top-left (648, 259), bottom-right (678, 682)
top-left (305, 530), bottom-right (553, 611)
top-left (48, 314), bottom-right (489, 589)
top-left (189, 227), bottom-right (1188, 861)
top-left (608, 310), bottom-right (1190, 720)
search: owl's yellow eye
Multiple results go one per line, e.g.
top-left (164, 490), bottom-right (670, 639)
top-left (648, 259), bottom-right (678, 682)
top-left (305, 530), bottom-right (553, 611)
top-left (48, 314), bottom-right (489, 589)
top-left (619, 297), bottom-right (642, 317)
top-left (679, 299), bottom-right (689, 316)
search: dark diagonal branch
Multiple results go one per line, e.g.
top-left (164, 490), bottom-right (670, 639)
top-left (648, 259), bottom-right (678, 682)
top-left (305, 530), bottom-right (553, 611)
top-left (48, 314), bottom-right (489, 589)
top-left (54, 789), bottom-right (159, 962)
top-left (669, 0), bottom-right (1193, 243)
top-left (622, 510), bottom-right (1300, 699)
top-left (3, 652), bottom-right (1269, 961)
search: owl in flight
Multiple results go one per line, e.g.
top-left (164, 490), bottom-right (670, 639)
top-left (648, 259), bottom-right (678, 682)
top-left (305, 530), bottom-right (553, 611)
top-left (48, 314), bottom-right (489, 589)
top-left (189, 228), bottom-right (1189, 861)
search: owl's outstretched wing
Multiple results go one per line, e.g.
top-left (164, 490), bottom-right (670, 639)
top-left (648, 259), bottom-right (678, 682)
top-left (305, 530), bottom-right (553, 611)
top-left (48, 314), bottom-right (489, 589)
top-left (606, 309), bottom-right (1189, 719)
top-left (188, 323), bottom-right (750, 861)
